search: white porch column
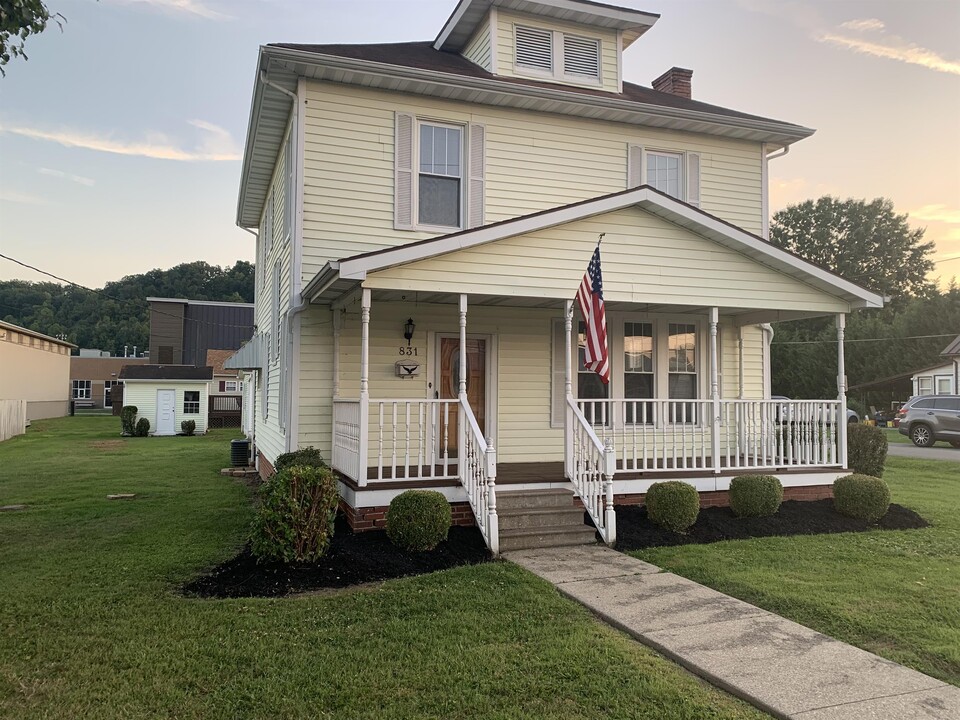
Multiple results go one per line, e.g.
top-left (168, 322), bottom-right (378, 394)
top-left (458, 294), bottom-right (468, 399)
top-left (737, 326), bottom-right (745, 399)
top-left (709, 307), bottom-right (721, 476)
top-left (358, 288), bottom-right (371, 486)
top-left (332, 308), bottom-right (341, 399)
top-left (837, 313), bottom-right (848, 469)
top-left (457, 294), bottom-right (468, 484)
top-left (564, 300), bottom-right (574, 479)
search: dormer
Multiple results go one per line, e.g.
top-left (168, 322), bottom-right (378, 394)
top-left (434, 0), bottom-right (658, 93)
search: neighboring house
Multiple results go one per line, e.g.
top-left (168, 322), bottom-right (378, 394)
top-left (206, 349), bottom-right (244, 428)
top-left (70, 352), bottom-right (149, 409)
top-left (148, 297), bottom-right (254, 366)
top-left (118, 365), bottom-right (213, 436)
top-left (0, 320), bottom-right (75, 421)
top-left (228, 0), bottom-right (884, 552)
top-left (910, 334), bottom-right (960, 396)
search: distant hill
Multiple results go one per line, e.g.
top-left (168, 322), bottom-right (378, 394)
top-left (0, 261), bottom-right (254, 356)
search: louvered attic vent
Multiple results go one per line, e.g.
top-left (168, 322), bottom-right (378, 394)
top-left (563, 35), bottom-right (600, 78)
top-left (515, 26), bottom-right (553, 72)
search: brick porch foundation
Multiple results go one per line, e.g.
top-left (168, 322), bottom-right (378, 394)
top-left (340, 499), bottom-right (476, 532)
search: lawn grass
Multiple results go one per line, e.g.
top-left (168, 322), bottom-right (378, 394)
top-left (631, 456), bottom-right (960, 686)
top-left (0, 417), bottom-right (767, 720)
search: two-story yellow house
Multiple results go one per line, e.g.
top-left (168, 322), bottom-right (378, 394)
top-left (228, 0), bottom-right (883, 554)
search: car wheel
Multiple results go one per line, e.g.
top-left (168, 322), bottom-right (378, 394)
top-left (911, 424), bottom-right (934, 447)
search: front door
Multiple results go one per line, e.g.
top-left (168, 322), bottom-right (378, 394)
top-left (438, 337), bottom-right (486, 456)
top-left (156, 389), bottom-right (176, 436)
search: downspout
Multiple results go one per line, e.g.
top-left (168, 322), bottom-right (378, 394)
top-left (760, 323), bottom-right (774, 399)
top-left (762, 144), bottom-right (789, 240)
top-left (240, 226), bottom-right (259, 464)
top-left (259, 69), bottom-right (307, 452)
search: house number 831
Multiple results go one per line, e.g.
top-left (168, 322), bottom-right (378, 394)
top-left (399, 347), bottom-right (419, 356)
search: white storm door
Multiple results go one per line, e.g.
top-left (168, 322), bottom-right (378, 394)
top-left (156, 389), bottom-right (176, 435)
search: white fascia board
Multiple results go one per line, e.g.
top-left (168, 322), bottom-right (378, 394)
top-left (301, 261), bottom-right (341, 301)
top-left (434, 0), bottom-right (481, 50)
top-left (339, 187), bottom-right (883, 309)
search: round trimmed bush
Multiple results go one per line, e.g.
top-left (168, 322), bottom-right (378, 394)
top-left (847, 423), bottom-right (888, 478)
top-left (180, 420), bottom-right (196, 436)
top-left (386, 490), bottom-right (452, 552)
top-left (833, 474), bottom-right (890, 523)
top-left (645, 481), bottom-right (700, 533)
top-left (250, 464), bottom-right (339, 564)
top-left (729, 475), bottom-right (783, 518)
top-left (134, 417), bottom-right (150, 437)
top-left (275, 446), bottom-right (325, 472)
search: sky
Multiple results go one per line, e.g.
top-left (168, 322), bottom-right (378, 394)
top-left (0, 0), bottom-right (958, 289)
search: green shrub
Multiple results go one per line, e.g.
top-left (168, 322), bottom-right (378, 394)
top-left (134, 417), bottom-right (150, 437)
top-left (386, 490), bottom-right (452, 552)
top-left (250, 465), bottom-right (339, 564)
top-left (729, 475), bottom-right (783, 518)
top-left (645, 481), bottom-right (700, 533)
top-left (180, 420), bottom-right (196, 435)
top-left (834, 474), bottom-right (890, 523)
top-left (847, 423), bottom-right (888, 478)
top-left (120, 406), bottom-right (138, 435)
top-left (275, 446), bottom-right (325, 472)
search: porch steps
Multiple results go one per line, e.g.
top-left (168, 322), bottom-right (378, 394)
top-left (497, 489), bottom-right (597, 551)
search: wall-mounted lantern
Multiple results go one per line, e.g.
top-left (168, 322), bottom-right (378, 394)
top-left (403, 318), bottom-right (416, 347)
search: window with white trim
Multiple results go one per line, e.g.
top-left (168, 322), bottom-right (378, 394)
top-left (668, 323), bottom-right (698, 422)
top-left (647, 151), bottom-right (683, 199)
top-left (624, 322), bottom-right (654, 423)
top-left (936, 376), bottom-right (952, 395)
top-left (918, 376), bottom-right (933, 395)
top-left (72, 380), bottom-right (91, 400)
top-left (183, 390), bottom-right (200, 414)
top-left (224, 380), bottom-right (239, 393)
top-left (418, 122), bottom-right (463, 228)
top-left (514, 25), bottom-right (601, 84)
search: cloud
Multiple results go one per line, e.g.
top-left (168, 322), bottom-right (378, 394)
top-left (109, 0), bottom-right (229, 20)
top-left (38, 168), bottom-right (96, 187)
top-left (909, 204), bottom-right (960, 225)
top-left (0, 121), bottom-right (241, 162)
top-left (816, 31), bottom-right (960, 76)
top-left (0, 190), bottom-right (47, 205)
top-left (839, 18), bottom-right (885, 32)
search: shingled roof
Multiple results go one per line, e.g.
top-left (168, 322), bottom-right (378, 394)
top-left (269, 41), bottom-right (801, 128)
top-left (942, 334), bottom-right (960, 357)
top-left (118, 365), bottom-right (213, 381)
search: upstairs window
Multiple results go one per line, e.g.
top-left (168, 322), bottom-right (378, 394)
top-left (418, 122), bottom-right (462, 228)
top-left (514, 25), bottom-right (601, 83)
top-left (647, 151), bottom-right (683, 200)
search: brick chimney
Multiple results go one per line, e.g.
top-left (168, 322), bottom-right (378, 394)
top-left (652, 67), bottom-right (693, 99)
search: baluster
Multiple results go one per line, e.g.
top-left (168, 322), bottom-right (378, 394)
top-left (377, 402), bottom-right (384, 481)
top-left (641, 401), bottom-right (648, 471)
top-left (442, 402), bottom-right (450, 476)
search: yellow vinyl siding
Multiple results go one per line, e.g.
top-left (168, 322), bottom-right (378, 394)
top-left (365, 206), bottom-right (851, 314)
top-left (297, 306), bottom-right (335, 458)
top-left (495, 9), bottom-right (618, 93)
top-left (301, 81), bottom-right (764, 283)
top-left (462, 17), bottom-right (492, 71)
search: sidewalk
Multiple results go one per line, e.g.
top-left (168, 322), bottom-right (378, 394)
top-left (506, 545), bottom-right (960, 720)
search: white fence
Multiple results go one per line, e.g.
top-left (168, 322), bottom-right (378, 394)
top-left (0, 400), bottom-right (28, 443)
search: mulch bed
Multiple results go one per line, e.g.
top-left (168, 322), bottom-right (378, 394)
top-left (614, 499), bottom-right (930, 551)
top-left (182, 516), bottom-right (490, 599)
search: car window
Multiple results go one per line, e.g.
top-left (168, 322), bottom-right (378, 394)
top-left (912, 399), bottom-right (935, 409)
top-left (933, 398), bottom-right (960, 411)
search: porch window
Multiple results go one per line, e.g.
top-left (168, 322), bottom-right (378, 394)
top-left (646, 151), bottom-right (683, 199)
top-left (418, 122), bottom-right (462, 228)
top-left (935, 376), bottom-right (952, 395)
top-left (72, 380), bottom-right (91, 400)
top-left (668, 322), bottom-right (697, 422)
top-left (578, 321), bottom-right (608, 424)
top-left (624, 321), bottom-right (654, 423)
top-left (918, 376), bottom-right (933, 395)
top-left (183, 391), bottom-right (200, 414)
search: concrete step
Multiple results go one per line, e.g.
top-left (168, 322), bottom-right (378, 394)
top-left (498, 505), bottom-right (587, 531)
top-left (497, 488), bottom-right (574, 511)
top-left (499, 524), bottom-right (598, 552)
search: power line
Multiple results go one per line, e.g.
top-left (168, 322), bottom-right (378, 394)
top-left (773, 333), bottom-right (957, 346)
top-left (0, 252), bottom-right (256, 332)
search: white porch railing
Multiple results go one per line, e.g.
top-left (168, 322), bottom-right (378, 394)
top-left (371, 399), bottom-right (459, 480)
top-left (458, 400), bottom-right (499, 555)
top-left (576, 398), bottom-right (842, 473)
top-left (332, 399), bottom-right (363, 482)
top-left (567, 397), bottom-right (616, 545)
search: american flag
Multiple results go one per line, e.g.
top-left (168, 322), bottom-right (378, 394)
top-left (576, 245), bottom-right (610, 384)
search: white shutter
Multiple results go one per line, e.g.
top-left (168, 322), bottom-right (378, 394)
top-left (627, 145), bottom-right (644, 188)
top-left (563, 35), bottom-right (600, 79)
top-left (551, 318), bottom-right (568, 427)
top-left (284, 134), bottom-right (294, 242)
top-left (394, 112), bottom-right (415, 230)
top-left (685, 152), bottom-right (701, 207)
top-left (468, 123), bottom-right (486, 229)
top-left (515, 26), bottom-right (553, 71)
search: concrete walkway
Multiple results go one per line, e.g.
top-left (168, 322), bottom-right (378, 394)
top-left (887, 443), bottom-right (960, 462)
top-left (506, 545), bottom-right (960, 720)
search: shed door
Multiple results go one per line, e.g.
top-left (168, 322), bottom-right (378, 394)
top-left (156, 389), bottom-right (176, 436)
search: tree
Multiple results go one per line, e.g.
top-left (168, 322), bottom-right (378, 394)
top-left (770, 197), bottom-right (935, 299)
top-left (0, 1), bottom-right (63, 76)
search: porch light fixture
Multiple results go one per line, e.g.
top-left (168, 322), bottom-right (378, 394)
top-left (403, 318), bottom-right (416, 346)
